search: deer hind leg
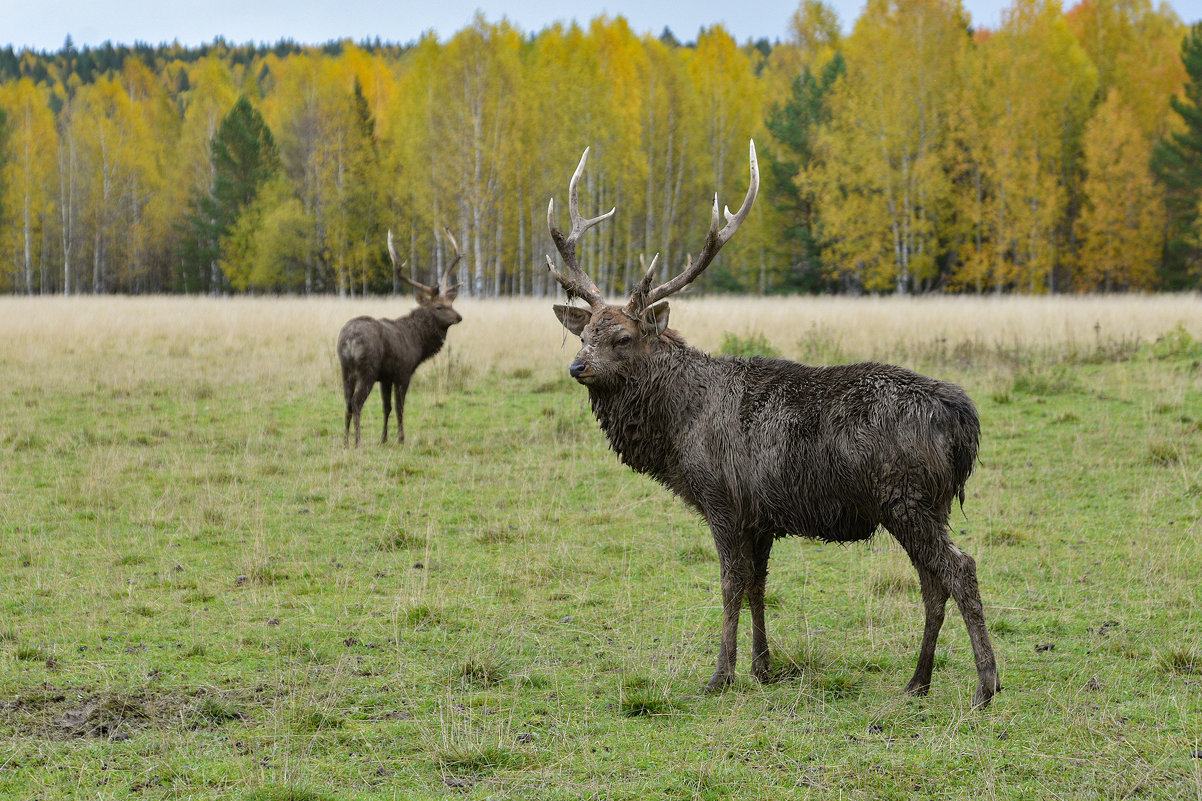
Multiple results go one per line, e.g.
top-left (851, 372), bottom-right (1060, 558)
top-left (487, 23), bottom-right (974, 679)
top-left (380, 380), bottom-right (392, 444)
top-left (342, 372), bottom-right (356, 446)
top-left (903, 561), bottom-right (948, 696)
top-left (895, 517), bottom-right (1000, 708)
top-left (349, 380), bottom-right (374, 448)
top-left (747, 536), bottom-right (774, 683)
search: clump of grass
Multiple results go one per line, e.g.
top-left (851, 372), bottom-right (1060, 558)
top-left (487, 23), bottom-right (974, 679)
top-left (1146, 441), bottom-right (1184, 466)
top-left (1011, 366), bottom-right (1080, 396)
top-left (189, 696), bottom-right (244, 728)
top-left (245, 786), bottom-right (335, 801)
top-left (717, 331), bottom-right (779, 359)
top-left (1158, 648), bottom-right (1201, 675)
top-left (16, 644), bottom-right (46, 662)
top-left (374, 529), bottom-right (424, 552)
top-left (401, 603), bottom-right (441, 628)
top-left (292, 709), bottom-right (344, 733)
top-left (991, 617), bottom-right (1019, 636)
top-left (241, 556), bottom-right (286, 585)
top-left (114, 553), bottom-right (147, 566)
top-left (813, 671), bottom-right (863, 698)
top-left (618, 674), bottom-right (679, 717)
top-left (1144, 323), bottom-right (1202, 361)
top-left (474, 526), bottom-right (517, 545)
top-left (434, 742), bottom-right (523, 774)
top-left (983, 527), bottom-right (1027, 546)
top-left (871, 562), bottom-right (918, 596)
top-left (771, 641), bottom-right (832, 681)
top-left (191, 382), bottom-right (215, 401)
top-left (427, 346), bottom-right (474, 394)
top-left (457, 651), bottom-right (507, 688)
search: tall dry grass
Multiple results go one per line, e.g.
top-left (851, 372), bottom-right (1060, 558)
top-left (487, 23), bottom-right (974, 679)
top-left (2, 294), bottom-right (1198, 385)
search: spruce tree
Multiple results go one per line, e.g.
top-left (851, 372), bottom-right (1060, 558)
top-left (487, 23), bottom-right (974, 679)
top-left (178, 95), bottom-right (279, 293)
top-left (763, 52), bottom-right (844, 292)
top-left (1151, 22), bottom-right (1202, 289)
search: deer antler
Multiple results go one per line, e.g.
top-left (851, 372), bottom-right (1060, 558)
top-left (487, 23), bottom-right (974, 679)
top-left (439, 228), bottom-right (463, 294)
top-left (628, 140), bottom-right (759, 315)
top-left (387, 229), bottom-right (437, 295)
top-left (546, 147), bottom-right (615, 310)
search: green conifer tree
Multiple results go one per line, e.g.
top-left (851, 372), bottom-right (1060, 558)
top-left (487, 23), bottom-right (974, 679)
top-left (763, 52), bottom-right (844, 292)
top-left (178, 95), bottom-right (279, 293)
top-left (1151, 22), bottom-right (1202, 289)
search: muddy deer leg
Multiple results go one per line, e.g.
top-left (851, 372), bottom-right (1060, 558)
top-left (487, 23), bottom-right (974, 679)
top-left (707, 533), bottom-right (747, 692)
top-left (380, 380), bottom-right (392, 444)
top-left (748, 536), bottom-right (774, 682)
top-left (394, 379), bottom-right (409, 444)
top-left (350, 380), bottom-right (373, 447)
top-left (902, 561), bottom-right (948, 696)
top-left (342, 375), bottom-right (355, 446)
top-left (904, 532), bottom-right (1000, 708)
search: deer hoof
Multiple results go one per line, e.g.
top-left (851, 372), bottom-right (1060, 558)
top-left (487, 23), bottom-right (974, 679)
top-left (971, 677), bottom-right (1001, 710)
top-left (903, 678), bottom-right (931, 697)
top-left (704, 673), bottom-right (733, 693)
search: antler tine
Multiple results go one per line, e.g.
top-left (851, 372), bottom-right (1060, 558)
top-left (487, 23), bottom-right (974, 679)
top-left (546, 147), bottom-right (615, 309)
top-left (626, 252), bottom-right (660, 313)
top-left (643, 140), bottom-right (759, 307)
top-left (439, 228), bottom-right (463, 293)
top-left (387, 229), bottom-right (436, 295)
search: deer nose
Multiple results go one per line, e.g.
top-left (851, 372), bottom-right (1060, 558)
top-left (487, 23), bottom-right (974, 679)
top-left (568, 357), bottom-right (588, 378)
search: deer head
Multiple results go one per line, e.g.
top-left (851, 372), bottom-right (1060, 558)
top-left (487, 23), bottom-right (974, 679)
top-left (388, 228), bottom-right (464, 327)
top-left (548, 141), bottom-right (759, 386)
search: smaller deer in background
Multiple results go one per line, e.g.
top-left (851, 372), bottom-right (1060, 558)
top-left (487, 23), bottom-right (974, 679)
top-left (338, 229), bottom-right (463, 446)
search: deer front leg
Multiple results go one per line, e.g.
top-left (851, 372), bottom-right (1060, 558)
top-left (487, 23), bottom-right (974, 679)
top-left (706, 533), bottom-right (748, 692)
top-left (393, 379), bottom-right (410, 444)
top-left (747, 536), bottom-right (774, 683)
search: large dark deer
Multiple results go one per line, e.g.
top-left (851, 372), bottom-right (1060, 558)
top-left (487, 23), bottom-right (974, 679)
top-left (337, 229), bottom-right (463, 446)
top-left (547, 142), bottom-right (1000, 708)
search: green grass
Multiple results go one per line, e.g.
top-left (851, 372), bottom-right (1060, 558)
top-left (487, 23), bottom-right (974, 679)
top-left (0, 299), bottom-right (1200, 799)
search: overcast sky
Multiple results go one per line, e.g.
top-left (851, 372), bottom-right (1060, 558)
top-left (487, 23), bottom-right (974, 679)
top-left (0, 0), bottom-right (1063, 53)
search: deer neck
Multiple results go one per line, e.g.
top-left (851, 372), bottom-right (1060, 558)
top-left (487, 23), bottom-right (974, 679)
top-left (401, 307), bottom-right (451, 361)
top-left (586, 338), bottom-right (713, 483)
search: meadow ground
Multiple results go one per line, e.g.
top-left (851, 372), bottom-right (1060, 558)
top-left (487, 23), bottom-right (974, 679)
top-left (1, 293), bottom-right (1200, 800)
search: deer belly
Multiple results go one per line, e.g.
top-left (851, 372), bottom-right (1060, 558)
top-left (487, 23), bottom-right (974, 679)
top-left (780, 501), bottom-right (878, 544)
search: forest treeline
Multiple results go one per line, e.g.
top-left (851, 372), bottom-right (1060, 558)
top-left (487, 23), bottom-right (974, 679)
top-left (1, 0), bottom-right (1200, 296)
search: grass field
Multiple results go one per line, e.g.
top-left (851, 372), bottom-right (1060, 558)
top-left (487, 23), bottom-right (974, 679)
top-left (1, 294), bottom-right (1200, 800)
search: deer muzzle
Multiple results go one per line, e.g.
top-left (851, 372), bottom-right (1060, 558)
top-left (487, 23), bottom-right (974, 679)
top-left (568, 356), bottom-right (593, 382)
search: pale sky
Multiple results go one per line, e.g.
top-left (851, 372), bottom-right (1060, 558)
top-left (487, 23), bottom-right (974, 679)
top-left (1, 0), bottom-right (1044, 53)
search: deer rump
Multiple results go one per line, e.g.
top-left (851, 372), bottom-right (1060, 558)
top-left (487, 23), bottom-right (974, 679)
top-left (589, 354), bottom-right (979, 547)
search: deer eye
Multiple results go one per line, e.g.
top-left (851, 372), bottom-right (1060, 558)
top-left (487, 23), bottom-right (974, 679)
top-left (614, 334), bottom-right (633, 346)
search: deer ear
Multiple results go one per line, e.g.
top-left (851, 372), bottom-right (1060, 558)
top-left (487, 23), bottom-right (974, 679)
top-left (415, 288), bottom-right (435, 306)
top-left (553, 304), bottom-right (591, 336)
top-left (444, 285), bottom-right (460, 302)
top-left (644, 301), bottom-right (670, 336)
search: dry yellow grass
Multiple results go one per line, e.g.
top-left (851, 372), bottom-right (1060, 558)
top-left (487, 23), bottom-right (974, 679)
top-left (2, 293), bottom-right (1199, 383)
